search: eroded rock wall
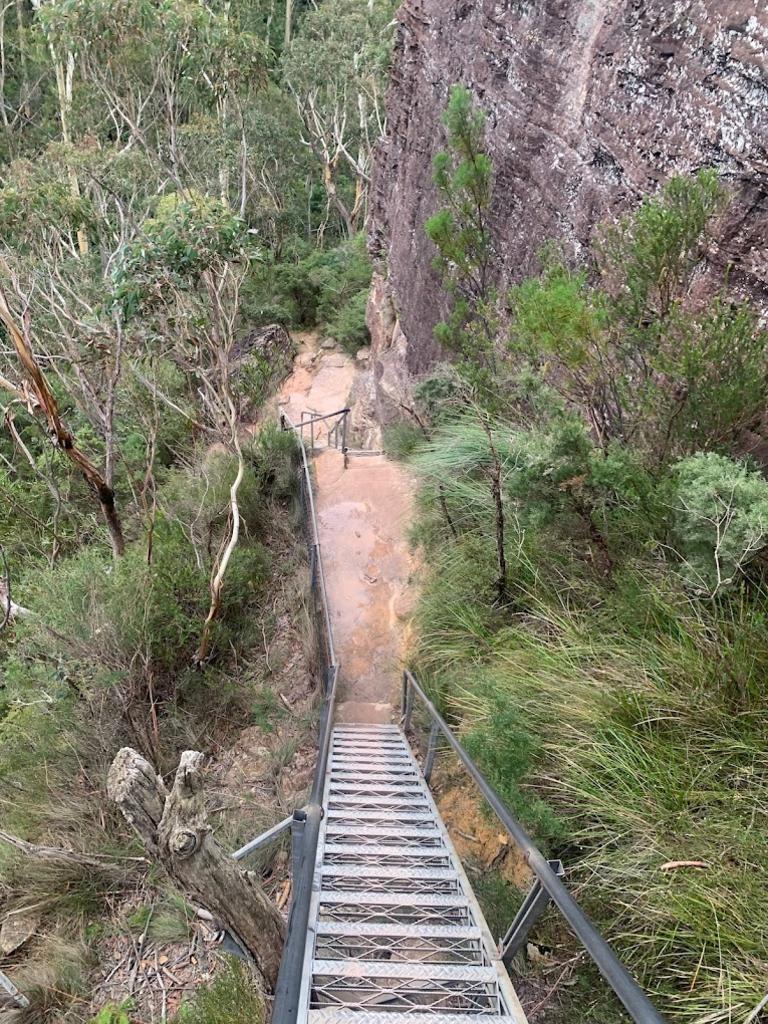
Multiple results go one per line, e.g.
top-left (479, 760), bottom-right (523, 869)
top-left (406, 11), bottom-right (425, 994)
top-left (368, 0), bottom-right (768, 403)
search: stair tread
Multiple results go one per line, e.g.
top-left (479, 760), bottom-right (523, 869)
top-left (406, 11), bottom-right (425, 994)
top-left (320, 891), bottom-right (469, 906)
top-left (316, 922), bottom-right (482, 938)
top-left (322, 865), bottom-right (457, 880)
top-left (308, 1014), bottom-right (513, 1024)
top-left (311, 960), bottom-right (498, 982)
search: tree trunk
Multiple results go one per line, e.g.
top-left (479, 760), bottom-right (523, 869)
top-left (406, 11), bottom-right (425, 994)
top-left (108, 748), bottom-right (285, 990)
top-left (52, 50), bottom-right (88, 257)
top-left (478, 414), bottom-right (507, 604)
top-left (0, 284), bottom-right (125, 558)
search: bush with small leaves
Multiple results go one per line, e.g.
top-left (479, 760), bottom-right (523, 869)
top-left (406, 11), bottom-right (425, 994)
top-left (668, 452), bottom-right (768, 596)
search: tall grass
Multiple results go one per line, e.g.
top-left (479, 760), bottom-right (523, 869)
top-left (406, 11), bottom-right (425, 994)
top-left (407, 422), bottom-right (768, 1024)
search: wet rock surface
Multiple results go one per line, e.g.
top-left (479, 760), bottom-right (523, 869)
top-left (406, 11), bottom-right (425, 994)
top-left (369, 0), bottom-right (768, 389)
top-left (278, 336), bottom-right (417, 724)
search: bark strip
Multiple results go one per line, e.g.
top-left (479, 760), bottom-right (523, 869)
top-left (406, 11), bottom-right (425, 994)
top-left (0, 282), bottom-right (125, 557)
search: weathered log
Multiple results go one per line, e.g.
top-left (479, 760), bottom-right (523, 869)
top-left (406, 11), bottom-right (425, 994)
top-left (108, 748), bottom-right (285, 990)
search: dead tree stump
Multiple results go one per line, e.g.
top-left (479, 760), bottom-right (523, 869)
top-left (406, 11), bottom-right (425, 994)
top-left (108, 748), bottom-right (285, 990)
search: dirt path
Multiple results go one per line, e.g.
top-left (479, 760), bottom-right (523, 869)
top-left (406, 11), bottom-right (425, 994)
top-left (279, 337), bottom-right (416, 724)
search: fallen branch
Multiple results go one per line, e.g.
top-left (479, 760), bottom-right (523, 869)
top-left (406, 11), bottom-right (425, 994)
top-left (659, 860), bottom-right (709, 872)
top-left (0, 829), bottom-right (144, 869)
top-left (108, 747), bottom-right (285, 990)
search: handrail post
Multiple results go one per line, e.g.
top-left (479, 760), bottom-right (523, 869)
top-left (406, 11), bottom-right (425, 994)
top-left (499, 859), bottom-right (564, 966)
top-left (402, 670), bottom-right (413, 731)
top-left (0, 970), bottom-right (28, 1009)
top-left (423, 720), bottom-right (440, 783)
top-left (290, 809), bottom-right (307, 910)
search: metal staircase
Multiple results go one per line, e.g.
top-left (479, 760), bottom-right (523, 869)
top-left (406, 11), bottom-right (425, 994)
top-left (269, 408), bottom-right (665, 1024)
top-left (297, 724), bottom-right (525, 1024)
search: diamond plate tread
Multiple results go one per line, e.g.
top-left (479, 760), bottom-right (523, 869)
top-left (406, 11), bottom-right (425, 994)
top-left (329, 769), bottom-right (420, 780)
top-left (330, 762), bottom-right (414, 772)
top-left (311, 961), bottom-right (498, 983)
top-left (331, 745), bottom-right (409, 753)
top-left (332, 727), bottom-right (400, 735)
top-left (327, 809), bottom-right (436, 822)
top-left (324, 843), bottom-right (451, 859)
top-left (319, 891), bottom-right (469, 907)
top-left (328, 796), bottom-right (430, 809)
top-left (330, 782), bottom-right (424, 795)
top-left (316, 923), bottom-right (482, 939)
top-left (309, 1014), bottom-right (511, 1024)
top-left (322, 866), bottom-right (458, 881)
top-left (325, 825), bottom-right (442, 839)
top-left (330, 747), bottom-right (412, 756)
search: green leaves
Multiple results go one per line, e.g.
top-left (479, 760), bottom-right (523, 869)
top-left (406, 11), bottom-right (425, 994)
top-left (669, 452), bottom-right (768, 596)
top-left (510, 261), bottom-right (605, 367)
top-left (598, 168), bottom-right (724, 322)
top-left (111, 191), bottom-right (259, 321)
top-left (426, 85), bottom-right (497, 378)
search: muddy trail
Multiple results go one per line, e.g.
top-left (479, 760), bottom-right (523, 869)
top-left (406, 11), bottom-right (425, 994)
top-left (278, 337), bottom-right (417, 725)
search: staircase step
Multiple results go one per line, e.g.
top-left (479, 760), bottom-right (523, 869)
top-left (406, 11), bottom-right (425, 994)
top-left (322, 865), bottom-right (458, 881)
top-left (316, 923), bottom-right (482, 939)
top-left (327, 809), bottom-right (436, 823)
top-left (325, 824), bottom-right (442, 840)
top-left (320, 891), bottom-right (469, 907)
top-left (311, 960), bottom-right (498, 982)
top-left (309, 1014), bottom-right (511, 1024)
top-left (328, 796), bottom-right (430, 809)
top-left (330, 782), bottom-right (424, 794)
top-left (324, 844), bottom-right (449, 859)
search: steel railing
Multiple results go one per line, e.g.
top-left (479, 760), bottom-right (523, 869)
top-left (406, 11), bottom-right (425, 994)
top-left (270, 408), bottom-right (339, 1024)
top-left (402, 669), bottom-right (665, 1024)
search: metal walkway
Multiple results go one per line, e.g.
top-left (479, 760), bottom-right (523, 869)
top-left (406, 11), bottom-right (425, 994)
top-left (272, 408), bottom-right (665, 1024)
top-left (297, 724), bottom-right (525, 1024)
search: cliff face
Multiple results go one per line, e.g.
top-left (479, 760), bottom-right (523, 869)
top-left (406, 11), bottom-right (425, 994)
top-left (367, 0), bottom-right (768, 416)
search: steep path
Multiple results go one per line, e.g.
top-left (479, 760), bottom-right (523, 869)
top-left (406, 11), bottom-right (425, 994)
top-left (279, 338), bottom-right (416, 724)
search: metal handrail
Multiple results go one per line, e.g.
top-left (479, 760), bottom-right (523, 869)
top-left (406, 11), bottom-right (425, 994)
top-left (402, 670), bottom-right (666, 1024)
top-left (272, 409), bottom-right (339, 1024)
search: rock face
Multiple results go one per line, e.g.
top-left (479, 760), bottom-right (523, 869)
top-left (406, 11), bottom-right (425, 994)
top-left (368, 0), bottom-right (768, 402)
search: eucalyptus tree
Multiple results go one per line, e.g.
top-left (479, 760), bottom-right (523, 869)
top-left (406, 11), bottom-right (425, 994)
top-left (111, 190), bottom-right (261, 659)
top-left (282, 0), bottom-right (397, 238)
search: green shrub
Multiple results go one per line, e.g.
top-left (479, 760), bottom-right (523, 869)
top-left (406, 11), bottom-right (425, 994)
top-left (383, 421), bottom-right (424, 460)
top-left (90, 1001), bottom-right (132, 1024)
top-left (243, 233), bottom-right (371, 335)
top-left (328, 288), bottom-right (370, 352)
top-left (668, 452), bottom-right (768, 595)
top-left (175, 959), bottom-right (264, 1024)
top-left (510, 173), bottom-right (767, 465)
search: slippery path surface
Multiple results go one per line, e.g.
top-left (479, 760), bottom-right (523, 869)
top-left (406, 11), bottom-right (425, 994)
top-left (279, 339), bottom-right (416, 725)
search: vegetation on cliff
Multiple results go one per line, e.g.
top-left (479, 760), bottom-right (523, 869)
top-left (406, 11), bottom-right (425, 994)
top-left (398, 86), bottom-right (768, 1024)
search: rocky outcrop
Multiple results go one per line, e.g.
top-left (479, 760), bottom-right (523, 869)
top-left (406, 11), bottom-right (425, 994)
top-left (368, 0), bottom-right (768, 404)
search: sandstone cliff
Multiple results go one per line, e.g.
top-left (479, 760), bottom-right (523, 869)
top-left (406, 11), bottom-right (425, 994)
top-left (367, 0), bottom-right (768, 419)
